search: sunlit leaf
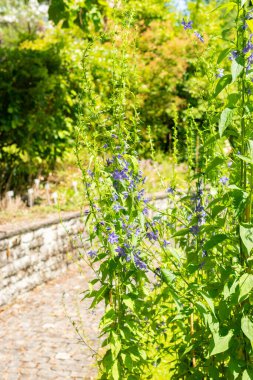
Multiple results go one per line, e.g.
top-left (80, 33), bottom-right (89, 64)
top-left (210, 330), bottom-right (233, 356)
top-left (231, 58), bottom-right (244, 83)
top-left (241, 316), bottom-right (253, 345)
top-left (239, 273), bottom-right (253, 302)
top-left (246, 20), bottom-right (253, 33)
top-left (217, 48), bottom-right (231, 64)
top-left (214, 74), bottom-right (232, 97)
top-left (203, 234), bottom-right (227, 251)
top-left (240, 224), bottom-right (253, 255)
top-left (219, 108), bottom-right (234, 136)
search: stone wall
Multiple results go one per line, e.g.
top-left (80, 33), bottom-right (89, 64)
top-left (0, 193), bottom-right (167, 307)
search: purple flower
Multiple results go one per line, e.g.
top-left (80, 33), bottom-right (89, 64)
top-left (219, 176), bottom-right (229, 185)
top-left (189, 225), bottom-right (200, 235)
top-left (122, 191), bottom-right (128, 199)
top-left (108, 232), bottom-right (119, 244)
top-left (163, 240), bottom-right (170, 247)
top-left (111, 134), bottom-right (118, 138)
top-left (87, 250), bottom-right (97, 258)
top-left (216, 68), bottom-right (224, 78)
top-left (167, 187), bottom-right (174, 194)
top-left (103, 143), bottom-right (108, 149)
top-left (228, 161), bottom-right (233, 168)
top-left (195, 204), bottom-right (205, 213)
top-left (112, 169), bottom-right (128, 181)
top-left (243, 40), bottom-right (253, 54)
top-left (181, 18), bottom-right (193, 30)
top-left (87, 169), bottom-right (94, 177)
top-left (137, 189), bottom-right (145, 200)
top-left (142, 207), bottom-right (148, 215)
top-left (106, 158), bottom-right (113, 166)
top-left (113, 203), bottom-right (124, 212)
top-left (134, 255), bottom-right (147, 270)
top-left (115, 246), bottom-right (126, 257)
top-left (194, 31), bottom-right (204, 43)
top-left (147, 231), bottom-right (158, 241)
top-left (112, 193), bottom-right (119, 201)
top-left (229, 50), bottom-right (238, 61)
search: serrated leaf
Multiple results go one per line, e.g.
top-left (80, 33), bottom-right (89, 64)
top-left (203, 234), bottom-right (227, 251)
top-left (239, 273), bottom-right (253, 301)
top-left (241, 316), bottom-right (253, 344)
top-left (231, 59), bottom-right (244, 83)
top-left (219, 108), bottom-right (234, 136)
top-left (240, 224), bottom-right (253, 255)
top-left (210, 330), bottom-right (233, 356)
top-left (214, 74), bottom-right (232, 97)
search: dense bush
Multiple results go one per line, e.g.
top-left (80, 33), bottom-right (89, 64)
top-left (0, 26), bottom-right (83, 193)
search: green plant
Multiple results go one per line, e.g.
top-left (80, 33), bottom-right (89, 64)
top-left (77, 1), bottom-right (253, 379)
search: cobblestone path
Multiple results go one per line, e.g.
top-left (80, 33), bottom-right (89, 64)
top-left (0, 265), bottom-right (102, 380)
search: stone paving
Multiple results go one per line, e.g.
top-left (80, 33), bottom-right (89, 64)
top-left (0, 264), bottom-right (103, 380)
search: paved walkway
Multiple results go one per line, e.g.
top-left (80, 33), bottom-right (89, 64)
top-left (0, 265), bottom-right (103, 380)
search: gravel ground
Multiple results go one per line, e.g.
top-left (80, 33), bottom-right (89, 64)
top-left (0, 264), bottom-right (103, 380)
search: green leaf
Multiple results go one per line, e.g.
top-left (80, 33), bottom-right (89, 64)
top-left (241, 0), bottom-right (248, 7)
top-left (214, 74), bottom-right (232, 97)
top-left (205, 156), bottom-right (224, 175)
top-left (246, 20), bottom-right (253, 33)
top-left (248, 140), bottom-right (253, 160)
top-left (202, 293), bottom-right (216, 316)
top-left (161, 268), bottom-right (176, 284)
top-left (239, 273), bottom-right (253, 302)
top-left (219, 108), bottom-right (234, 136)
top-left (237, 155), bottom-right (253, 164)
top-left (217, 48), bottom-right (231, 64)
top-left (231, 58), bottom-right (244, 83)
top-left (111, 331), bottom-right (121, 360)
top-left (203, 234), bottom-right (227, 251)
top-left (227, 92), bottom-right (240, 108)
top-left (242, 369), bottom-right (253, 380)
top-left (210, 330), bottom-right (233, 356)
top-left (240, 224), bottom-right (253, 255)
top-left (173, 228), bottom-right (189, 237)
top-left (123, 297), bottom-right (135, 311)
top-left (112, 359), bottom-right (120, 380)
top-left (211, 2), bottom-right (236, 13)
top-left (90, 284), bottom-right (108, 308)
top-left (241, 316), bottom-right (253, 344)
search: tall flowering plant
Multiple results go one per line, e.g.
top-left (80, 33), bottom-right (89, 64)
top-left (75, 25), bottom-right (174, 379)
top-left (76, 1), bottom-right (253, 379)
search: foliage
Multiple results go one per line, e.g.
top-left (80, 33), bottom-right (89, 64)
top-left (78, 1), bottom-right (253, 379)
top-left (48, 0), bottom-right (109, 33)
top-left (0, 25), bottom-right (83, 193)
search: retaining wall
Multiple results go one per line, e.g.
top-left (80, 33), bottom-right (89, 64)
top-left (0, 193), bottom-right (167, 307)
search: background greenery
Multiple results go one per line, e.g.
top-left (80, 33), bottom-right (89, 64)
top-left (0, 0), bottom-right (227, 194)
